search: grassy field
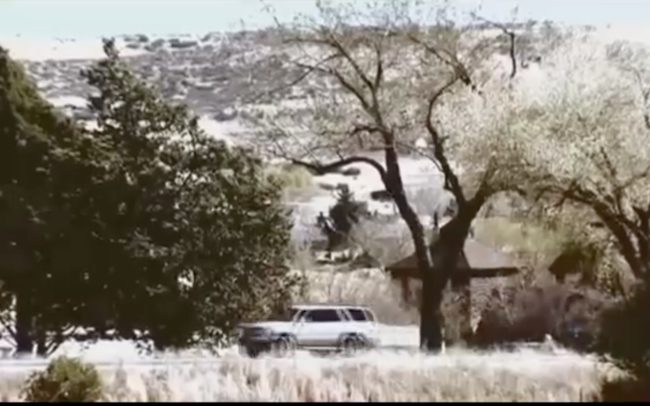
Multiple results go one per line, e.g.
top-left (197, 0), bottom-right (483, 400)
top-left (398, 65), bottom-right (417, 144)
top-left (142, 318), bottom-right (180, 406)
top-left (0, 347), bottom-right (619, 402)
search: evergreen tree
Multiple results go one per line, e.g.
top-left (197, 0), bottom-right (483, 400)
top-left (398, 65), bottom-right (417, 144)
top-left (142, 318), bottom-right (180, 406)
top-left (0, 41), bottom-right (300, 354)
top-left (319, 185), bottom-right (368, 252)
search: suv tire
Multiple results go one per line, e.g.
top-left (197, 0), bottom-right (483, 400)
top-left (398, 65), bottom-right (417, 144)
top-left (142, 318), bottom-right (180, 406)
top-left (271, 335), bottom-right (297, 357)
top-left (340, 334), bottom-right (365, 355)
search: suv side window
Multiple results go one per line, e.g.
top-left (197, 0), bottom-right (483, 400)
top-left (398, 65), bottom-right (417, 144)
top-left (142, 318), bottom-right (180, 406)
top-left (346, 308), bottom-right (369, 321)
top-left (303, 309), bottom-right (342, 322)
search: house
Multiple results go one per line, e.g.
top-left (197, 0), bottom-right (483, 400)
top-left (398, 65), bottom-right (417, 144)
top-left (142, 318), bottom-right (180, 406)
top-left (385, 238), bottom-right (520, 337)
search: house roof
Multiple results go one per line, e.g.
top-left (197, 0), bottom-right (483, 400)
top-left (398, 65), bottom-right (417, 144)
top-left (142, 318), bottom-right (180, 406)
top-left (386, 238), bottom-right (520, 279)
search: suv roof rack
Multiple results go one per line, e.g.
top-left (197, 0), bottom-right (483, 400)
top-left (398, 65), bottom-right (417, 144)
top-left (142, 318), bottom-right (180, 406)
top-left (292, 303), bottom-right (371, 310)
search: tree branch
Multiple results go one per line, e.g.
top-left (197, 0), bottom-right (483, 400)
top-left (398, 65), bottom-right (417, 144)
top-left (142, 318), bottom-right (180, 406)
top-left (286, 34), bottom-right (375, 92)
top-left (0, 317), bottom-right (16, 343)
top-left (471, 14), bottom-right (518, 79)
top-left (556, 182), bottom-right (645, 277)
top-left (246, 53), bottom-right (340, 104)
top-left (325, 34), bottom-right (376, 93)
top-left (408, 34), bottom-right (473, 86)
top-left (394, 140), bottom-right (443, 173)
top-left (330, 69), bottom-right (373, 113)
top-left (290, 155), bottom-right (388, 184)
top-left (631, 68), bottom-right (650, 130)
top-left (373, 41), bottom-right (383, 90)
top-left (425, 76), bottom-right (467, 207)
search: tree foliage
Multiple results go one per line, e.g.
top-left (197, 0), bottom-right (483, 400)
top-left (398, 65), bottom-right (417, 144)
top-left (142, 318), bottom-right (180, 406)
top-left (0, 41), bottom-right (299, 354)
top-left (513, 38), bottom-right (650, 283)
top-left (246, 0), bottom-right (528, 350)
top-left (597, 285), bottom-right (650, 378)
top-left (317, 185), bottom-right (368, 251)
top-left (22, 357), bottom-right (103, 402)
top-left (0, 45), bottom-right (102, 354)
top-left (503, 30), bottom-right (650, 389)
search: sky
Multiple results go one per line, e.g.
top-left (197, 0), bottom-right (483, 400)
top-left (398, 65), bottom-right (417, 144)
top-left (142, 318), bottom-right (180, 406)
top-left (1, 0), bottom-right (650, 40)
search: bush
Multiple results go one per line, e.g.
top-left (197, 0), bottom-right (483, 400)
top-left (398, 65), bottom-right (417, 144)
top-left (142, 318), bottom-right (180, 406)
top-left (22, 357), bottom-right (103, 402)
top-left (595, 284), bottom-right (650, 401)
top-left (596, 284), bottom-right (650, 376)
top-left (597, 375), bottom-right (650, 402)
top-left (472, 283), bottom-right (607, 350)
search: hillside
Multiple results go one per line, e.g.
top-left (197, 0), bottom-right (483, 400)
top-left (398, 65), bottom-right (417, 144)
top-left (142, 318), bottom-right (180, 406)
top-left (2, 22), bottom-right (647, 246)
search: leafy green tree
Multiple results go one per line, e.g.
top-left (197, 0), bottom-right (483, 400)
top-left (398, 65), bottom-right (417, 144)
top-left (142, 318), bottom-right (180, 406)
top-left (72, 39), bottom-right (300, 350)
top-left (0, 41), bottom-right (299, 354)
top-left (0, 45), bottom-right (104, 354)
top-left (318, 186), bottom-right (368, 252)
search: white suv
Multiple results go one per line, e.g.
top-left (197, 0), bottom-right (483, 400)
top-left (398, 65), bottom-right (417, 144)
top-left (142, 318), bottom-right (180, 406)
top-left (237, 304), bottom-right (380, 357)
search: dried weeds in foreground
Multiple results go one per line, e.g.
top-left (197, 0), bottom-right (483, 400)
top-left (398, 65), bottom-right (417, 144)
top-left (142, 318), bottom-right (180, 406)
top-left (0, 348), bottom-right (619, 402)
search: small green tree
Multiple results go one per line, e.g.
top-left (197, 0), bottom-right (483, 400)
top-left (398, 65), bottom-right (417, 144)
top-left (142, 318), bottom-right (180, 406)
top-left (318, 185), bottom-right (368, 253)
top-left (22, 357), bottom-right (103, 402)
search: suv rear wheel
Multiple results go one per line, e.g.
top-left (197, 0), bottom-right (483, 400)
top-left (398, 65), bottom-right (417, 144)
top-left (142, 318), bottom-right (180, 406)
top-left (271, 335), bottom-right (296, 356)
top-left (340, 334), bottom-right (365, 355)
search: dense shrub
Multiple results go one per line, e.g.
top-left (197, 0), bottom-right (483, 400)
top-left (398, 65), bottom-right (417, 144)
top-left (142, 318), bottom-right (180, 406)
top-left (472, 283), bottom-right (607, 350)
top-left (597, 375), bottom-right (650, 402)
top-left (596, 284), bottom-right (650, 375)
top-left (22, 357), bottom-right (103, 402)
top-left (595, 284), bottom-right (650, 401)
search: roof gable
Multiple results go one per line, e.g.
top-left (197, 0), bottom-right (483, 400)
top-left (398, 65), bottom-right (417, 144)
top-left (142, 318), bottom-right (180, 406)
top-left (386, 238), bottom-right (519, 278)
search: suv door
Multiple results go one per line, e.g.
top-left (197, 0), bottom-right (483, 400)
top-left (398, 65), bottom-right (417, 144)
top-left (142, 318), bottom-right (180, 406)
top-left (345, 307), bottom-right (379, 344)
top-left (297, 309), bottom-right (344, 348)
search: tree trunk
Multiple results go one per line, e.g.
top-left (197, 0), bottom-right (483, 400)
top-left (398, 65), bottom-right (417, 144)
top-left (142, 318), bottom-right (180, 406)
top-left (383, 144), bottom-right (445, 351)
top-left (432, 205), bottom-right (483, 345)
top-left (36, 328), bottom-right (47, 357)
top-left (419, 271), bottom-right (445, 351)
top-left (15, 292), bottom-right (34, 355)
top-left (413, 231), bottom-right (444, 351)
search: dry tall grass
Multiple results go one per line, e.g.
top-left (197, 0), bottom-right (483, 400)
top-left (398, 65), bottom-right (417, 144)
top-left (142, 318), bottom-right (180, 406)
top-left (0, 348), bottom-right (620, 401)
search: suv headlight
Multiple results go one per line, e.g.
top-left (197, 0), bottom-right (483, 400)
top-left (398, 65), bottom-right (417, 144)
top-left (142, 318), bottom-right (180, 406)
top-left (261, 328), bottom-right (275, 337)
top-left (241, 327), bottom-right (275, 338)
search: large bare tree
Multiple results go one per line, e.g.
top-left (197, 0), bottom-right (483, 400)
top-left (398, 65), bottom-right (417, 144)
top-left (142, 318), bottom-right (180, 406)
top-left (247, 0), bottom-right (526, 350)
